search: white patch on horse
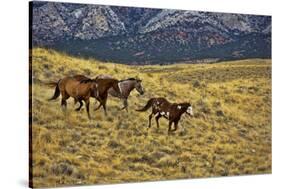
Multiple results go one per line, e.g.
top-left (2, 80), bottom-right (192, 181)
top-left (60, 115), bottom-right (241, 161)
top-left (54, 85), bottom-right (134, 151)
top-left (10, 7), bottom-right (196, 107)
top-left (160, 112), bottom-right (165, 116)
top-left (166, 112), bottom-right (170, 118)
top-left (118, 82), bottom-right (122, 95)
top-left (153, 103), bottom-right (159, 110)
top-left (186, 106), bottom-right (193, 115)
top-left (177, 105), bottom-right (182, 109)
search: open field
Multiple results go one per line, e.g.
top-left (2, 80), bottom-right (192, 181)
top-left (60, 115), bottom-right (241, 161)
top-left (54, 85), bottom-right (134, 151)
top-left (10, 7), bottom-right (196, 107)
top-left (30, 48), bottom-right (271, 187)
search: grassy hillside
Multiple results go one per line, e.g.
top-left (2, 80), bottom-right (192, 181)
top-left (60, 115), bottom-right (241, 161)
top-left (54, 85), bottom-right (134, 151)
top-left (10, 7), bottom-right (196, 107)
top-left (30, 48), bottom-right (272, 187)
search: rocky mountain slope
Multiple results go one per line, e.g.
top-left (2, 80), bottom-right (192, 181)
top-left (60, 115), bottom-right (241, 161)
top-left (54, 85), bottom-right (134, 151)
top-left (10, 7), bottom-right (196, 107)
top-left (30, 1), bottom-right (271, 64)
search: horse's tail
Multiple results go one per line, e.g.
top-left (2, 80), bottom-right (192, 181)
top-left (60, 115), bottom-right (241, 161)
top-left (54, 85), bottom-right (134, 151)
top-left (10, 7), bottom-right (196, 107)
top-left (135, 98), bottom-right (154, 112)
top-left (43, 81), bottom-right (58, 87)
top-left (48, 80), bottom-right (61, 101)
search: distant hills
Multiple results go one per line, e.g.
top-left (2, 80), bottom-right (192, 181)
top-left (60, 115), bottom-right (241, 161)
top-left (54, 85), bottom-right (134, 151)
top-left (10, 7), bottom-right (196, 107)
top-left (30, 1), bottom-right (271, 64)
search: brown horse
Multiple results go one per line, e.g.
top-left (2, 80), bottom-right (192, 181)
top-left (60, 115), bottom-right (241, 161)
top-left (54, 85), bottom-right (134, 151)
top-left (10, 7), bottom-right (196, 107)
top-left (96, 74), bottom-right (144, 111)
top-left (48, 75), bottom-right (121, 118)
top-left (77, 76), bottom-right (122, 115)
top-left (136, 97), bottom-right (193, 133)
top-left (48, 76), bottom-right (97, 119)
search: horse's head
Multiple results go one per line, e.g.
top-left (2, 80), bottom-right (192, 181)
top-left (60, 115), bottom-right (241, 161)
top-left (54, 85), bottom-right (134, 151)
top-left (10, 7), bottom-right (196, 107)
top-left (185, 103), bottom-right (193, 116)
top-left (134, 79), bottom-right (144, 95)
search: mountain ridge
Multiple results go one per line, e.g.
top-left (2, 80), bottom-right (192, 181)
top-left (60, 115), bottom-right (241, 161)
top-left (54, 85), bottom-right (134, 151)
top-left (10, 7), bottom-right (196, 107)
top-left (31, 1), bottom-right (271, 64)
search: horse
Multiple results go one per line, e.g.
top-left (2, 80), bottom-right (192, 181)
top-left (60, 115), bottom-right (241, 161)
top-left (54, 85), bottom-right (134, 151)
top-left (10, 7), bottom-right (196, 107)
top-left (77, 76), bottom-right (122, 115)
top-left (48, 75), bottom-right (121, 118)
top-left (48, 76), bottom-right (97, 119)
top-left (96, 74), bottom-right (144, 111)
top-left (136, 97), bottom-right (193, 133)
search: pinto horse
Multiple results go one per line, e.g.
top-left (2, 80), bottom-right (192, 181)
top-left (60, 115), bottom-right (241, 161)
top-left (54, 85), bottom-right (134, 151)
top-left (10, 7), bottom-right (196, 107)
top-left (96, 74), bottom-right (144, 111)
top-left (136, 97), bottom-right (193, 133)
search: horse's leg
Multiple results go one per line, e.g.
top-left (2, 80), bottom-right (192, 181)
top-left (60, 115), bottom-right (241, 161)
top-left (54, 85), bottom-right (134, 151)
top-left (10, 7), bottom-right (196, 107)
top-left (101, 98), bottom-right (108, 116)
top-left (155, 114), bottom-right (162, 129)
top-left (124, 99), bottom-right (128, 112)
top-left (94, 99), bottom-right (102, 111)
top-left (121, 98), bottom-right (128, 111)
top-left (60, 91), bottom-right (69, 111)
top-left (75, 100), bottom-right (83, 111)
top-left (84, 98), bottom-right (91, 119)
top-left (172, 120), bottom-right (179, 131)
top-left (148, 113), bottom-right (153, 128)
top-left (61, 98), bottom-right (67, 110)
top-left (168, 121), bottom-right (173, 134)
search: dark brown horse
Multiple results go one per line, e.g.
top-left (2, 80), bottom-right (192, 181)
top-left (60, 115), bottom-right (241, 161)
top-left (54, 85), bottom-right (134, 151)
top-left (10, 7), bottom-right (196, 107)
top-left (48, 76), bottom-right (97, 119)
top-left (136, 97), bottom-right (193, 133)
top-left (96, 74), bottom-right (144, 111)
top-left (76, 76), bottom-right (122, 115)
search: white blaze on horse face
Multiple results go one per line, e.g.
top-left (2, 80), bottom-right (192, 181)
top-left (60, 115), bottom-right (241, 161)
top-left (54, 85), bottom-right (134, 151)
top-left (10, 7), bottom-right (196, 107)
top-left (186, 106), bottom-right (193, 116)
top-left (177, 105), bottom-right (182, 109)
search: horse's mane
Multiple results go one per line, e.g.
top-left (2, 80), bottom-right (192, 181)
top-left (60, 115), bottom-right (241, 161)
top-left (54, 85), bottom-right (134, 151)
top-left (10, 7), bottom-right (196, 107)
top-left (119, 78), bottom-right (137, 82)
top-left (79, 79), bottom-right (95, 83)
top-left (175, 102), bottom-right (191, 107)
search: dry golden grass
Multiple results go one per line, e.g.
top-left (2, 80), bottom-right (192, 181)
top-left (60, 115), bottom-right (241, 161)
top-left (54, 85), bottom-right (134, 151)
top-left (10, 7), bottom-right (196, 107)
top-left (30, 48), bottom-right (271, 187)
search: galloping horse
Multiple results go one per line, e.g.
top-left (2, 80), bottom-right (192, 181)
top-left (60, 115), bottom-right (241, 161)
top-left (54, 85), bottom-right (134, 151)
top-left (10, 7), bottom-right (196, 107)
top-left (96, 74), bottom-right (144, 111)
top-left (48, 76), bottom-right (97, 119)
top-left (77, 76), bottom-right (122, 115)
top-left (136, 97), bottom-right (193, 133)
top-left (48, 75), bottom-right (121, 118)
